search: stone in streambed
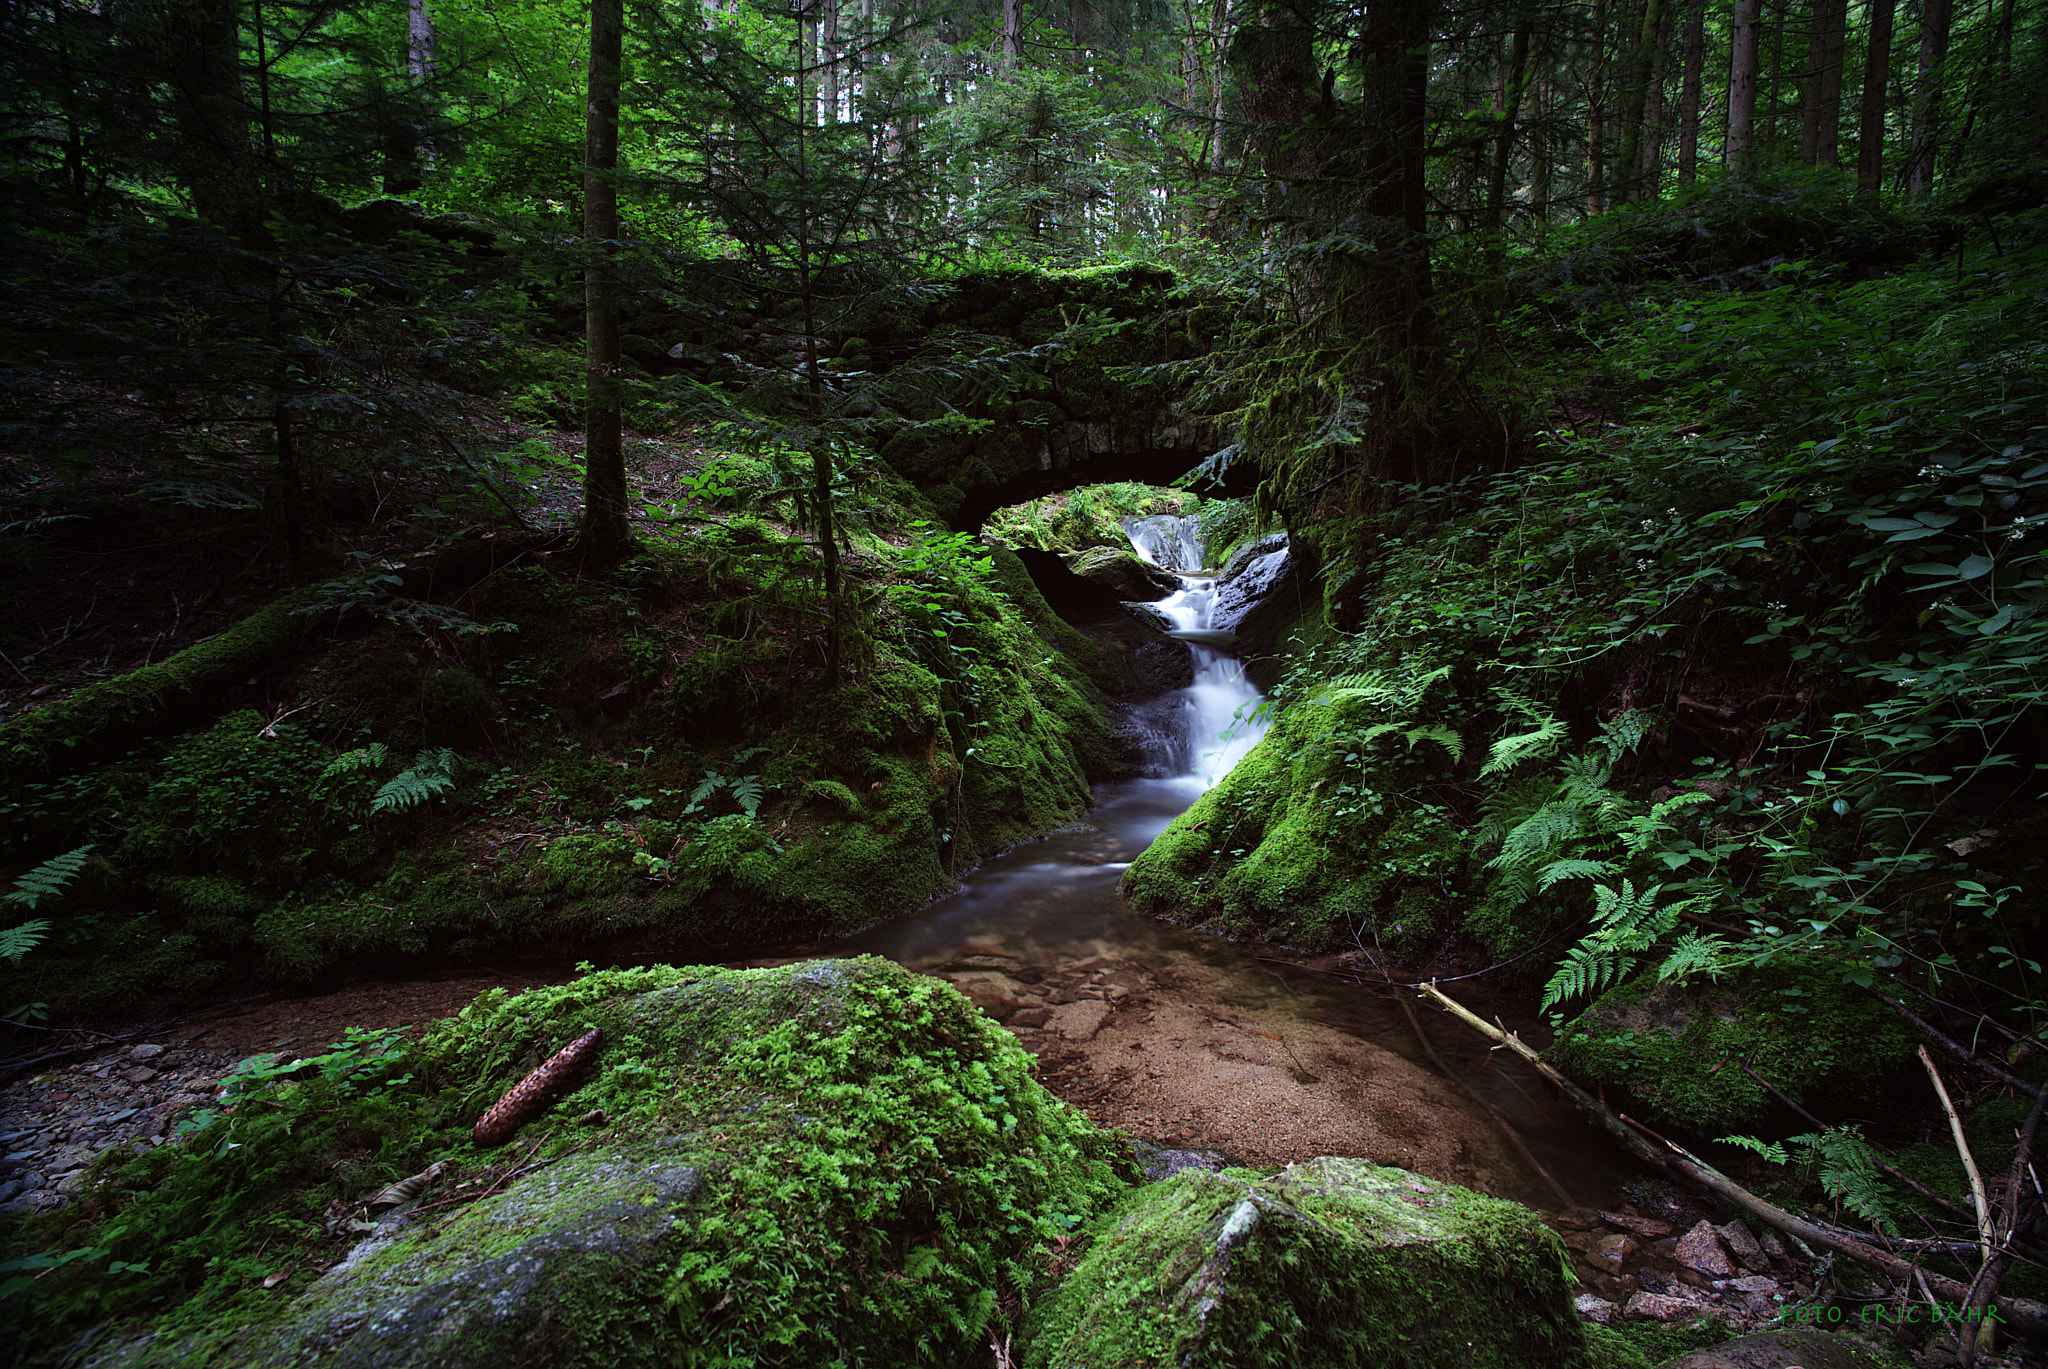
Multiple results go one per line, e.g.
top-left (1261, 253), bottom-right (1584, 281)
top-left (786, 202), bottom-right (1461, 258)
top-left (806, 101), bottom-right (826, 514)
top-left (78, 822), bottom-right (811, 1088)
top-left (1674, 1219), bottom-right (1736, 1279)
top-left (1656, 1328), bottom-right (1914, 1369)
top-left (1022, 1157), bottom-right (1591, 1368)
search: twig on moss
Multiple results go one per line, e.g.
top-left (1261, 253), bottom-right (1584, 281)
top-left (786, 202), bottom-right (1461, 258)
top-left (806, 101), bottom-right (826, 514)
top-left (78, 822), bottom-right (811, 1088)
top-left (1919, 1045), bottom-right (1995, 1268)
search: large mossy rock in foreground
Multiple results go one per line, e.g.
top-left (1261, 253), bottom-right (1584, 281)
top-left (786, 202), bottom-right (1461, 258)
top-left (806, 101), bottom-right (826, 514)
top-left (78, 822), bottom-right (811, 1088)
top-left (1023, 1158), bottom-right (1591, 1369)
top-left (78, 958), bottom-right (1126, 1369)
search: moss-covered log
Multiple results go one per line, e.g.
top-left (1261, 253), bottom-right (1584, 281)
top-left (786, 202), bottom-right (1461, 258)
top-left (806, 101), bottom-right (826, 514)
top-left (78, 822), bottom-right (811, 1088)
top-left (0, 590), bottom-right (321, 827)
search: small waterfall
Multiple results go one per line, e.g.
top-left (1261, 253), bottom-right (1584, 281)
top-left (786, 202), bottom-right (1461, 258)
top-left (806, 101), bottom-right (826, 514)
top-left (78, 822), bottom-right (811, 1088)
top-left (1123, 514), bottom-right (1272, 789)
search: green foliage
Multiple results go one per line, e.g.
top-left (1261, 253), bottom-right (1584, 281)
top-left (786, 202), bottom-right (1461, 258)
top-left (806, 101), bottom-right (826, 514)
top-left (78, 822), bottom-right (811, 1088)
top-left (1541, 881), bottom-right (1694, 1015)
top-left (11, 1025), bottom-right (428, 1340)
top-left (372, 748), bottom-right (462, 815)
top-left (4, 844), bottom-right (93, 914)
top-left (1716, 1127), bottom-right (1901, 1236)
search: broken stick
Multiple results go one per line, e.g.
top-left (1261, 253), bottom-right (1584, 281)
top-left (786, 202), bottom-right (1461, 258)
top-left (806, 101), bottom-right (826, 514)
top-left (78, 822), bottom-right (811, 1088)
top-left (1417, 980), bottom-right (2048, 1341)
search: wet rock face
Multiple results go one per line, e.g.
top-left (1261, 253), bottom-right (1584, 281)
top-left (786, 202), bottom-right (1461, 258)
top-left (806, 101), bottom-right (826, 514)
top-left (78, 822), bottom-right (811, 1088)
top-left (1209, 534), bottom-right (1291, 636)
top-left (265, 1155), bottom-right (705, 1368)
top-left (1023, 1157), bottom-right (1591, 1369)
top-left (1207, 534), bottom-right (1302, 690)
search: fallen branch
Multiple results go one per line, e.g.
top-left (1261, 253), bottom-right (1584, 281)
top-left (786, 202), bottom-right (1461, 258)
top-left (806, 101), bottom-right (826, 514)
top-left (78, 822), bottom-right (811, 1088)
top-left (1920, 1045), bottom-right (1996, 1267)
top-left (1417, 980), bottom-right (2048, 1340)
top-left (1875, 990), bottom-right (2041, 1099)
top-left (1393, 989), bottom-right (1574, 1209)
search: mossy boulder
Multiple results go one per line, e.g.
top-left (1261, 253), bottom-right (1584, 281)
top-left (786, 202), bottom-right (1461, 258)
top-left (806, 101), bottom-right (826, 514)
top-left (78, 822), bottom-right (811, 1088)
top-left (1022, 1157), bottom-right (1591, 1369)
top-left (1068, 545), bottom-right (1178, 601)
top-left (1548, 968), bottom-right (1918, 1132)
top-left (60, 958), bottom-right (1128, 1369)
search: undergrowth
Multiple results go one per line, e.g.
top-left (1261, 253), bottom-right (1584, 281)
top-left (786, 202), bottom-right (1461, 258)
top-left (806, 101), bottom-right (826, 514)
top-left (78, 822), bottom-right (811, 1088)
top-left (1126, 189), bottom-right (2048, 1137)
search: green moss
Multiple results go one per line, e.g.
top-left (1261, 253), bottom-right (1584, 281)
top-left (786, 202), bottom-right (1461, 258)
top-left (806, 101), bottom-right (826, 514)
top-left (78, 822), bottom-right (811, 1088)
top-left (1548, 966), bottom-right (1919, 1132)
top-left (529, 833), bottom-right (639, 900)
top-left (0, 589), bottom-right (322, 850)
top-left (1122, 691), bottom-right (1465, 954)
top-left (1023, 1158), bottom-right (1588, 1369)
top-left (10, 961), bottom-right (1132, 1369)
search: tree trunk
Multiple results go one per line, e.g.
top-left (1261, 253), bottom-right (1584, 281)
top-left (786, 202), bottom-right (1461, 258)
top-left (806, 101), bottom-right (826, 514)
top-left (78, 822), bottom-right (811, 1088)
top-left (1483, 9), bottom-right (1533, 239)
top-left (1762, 0), bottom-right (1788, 164)
top-left (1002, 0), bottom-right (1023, 67)
top-left (1727, 0), bottom-right (1762, 177)
top-left (1798, 0), bottom-right (1844, 166)
top-left (822, 0), bottom-right (841, 122)
top-left (1588, 0), bottom-right (1609, 210)
top-left (1856, 0), bottom-right (1895, 193)
top-left (383, 0), bottom-right (436, 192)
top-left (1615, 0), bottom-right (1667, 202)
top-left (163, 0), bottom-right (270, 246)
top-left (1351, 0), bottom-right (1435, 484)
top-left (1677, 0), bottom-right (1705, 182)
top-left (580, 0), bottom-right (630, 569)
top-left (1905, 0), bottom-right (1951, 194)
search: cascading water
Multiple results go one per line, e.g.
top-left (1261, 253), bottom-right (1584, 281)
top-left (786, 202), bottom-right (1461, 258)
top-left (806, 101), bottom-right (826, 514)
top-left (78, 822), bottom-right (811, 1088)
top-left (1121, 514), bottom-right (1272, 789)
top-left (763, 509), bottom-right (1638, 1207)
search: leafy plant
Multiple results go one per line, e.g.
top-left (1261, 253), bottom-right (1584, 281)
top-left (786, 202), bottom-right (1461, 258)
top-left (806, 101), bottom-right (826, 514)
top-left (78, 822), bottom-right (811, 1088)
top-left (4, 843), bottom-right (93, 914)
top-left (1716, 1127), bottom-right (1900, 1235)
top-left (323, 746), bottom-right (463, 816)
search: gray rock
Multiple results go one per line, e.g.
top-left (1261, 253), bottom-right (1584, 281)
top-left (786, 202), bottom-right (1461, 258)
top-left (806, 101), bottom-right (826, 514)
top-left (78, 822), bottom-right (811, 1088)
top-left (256, 1155), bottom-right (702, 1368)
top-left (1719, 1219), bottom-right (1767, 1271)
top-left (1573, 1293), bottom-right (1619, 1324)
top-left (1126, 1140), bottom-right (1224, 1183)
top-left (1655, 1328), bottom-right (1913, 1368)
top-left (1210, 533), bottom-right (1292, 634)
top-left (129, 1045), bottom-right (167, 1062)
top-left (1623, 1291), bottom-right (1700, 1322)
top-left (86, 959), bottom-right (1124, 1369)
top-left (1674, 1219), bottom-right (1736, 1278)
top-left (1024, 1156), bottom-right (1591, 1368)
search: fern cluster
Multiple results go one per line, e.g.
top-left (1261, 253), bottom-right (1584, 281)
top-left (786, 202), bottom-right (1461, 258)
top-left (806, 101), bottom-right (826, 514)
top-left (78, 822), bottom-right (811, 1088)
top-left (1717, 1127), bottom-right (1900, 1234)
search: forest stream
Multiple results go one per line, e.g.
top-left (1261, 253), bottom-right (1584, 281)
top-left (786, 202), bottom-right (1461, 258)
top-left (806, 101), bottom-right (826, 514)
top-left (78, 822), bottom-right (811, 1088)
top-left (1, 517), bottom-right (1640, 1219)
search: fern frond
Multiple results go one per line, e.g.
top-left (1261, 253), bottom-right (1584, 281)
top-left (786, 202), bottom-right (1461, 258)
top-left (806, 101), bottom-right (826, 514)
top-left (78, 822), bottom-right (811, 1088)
top-left (1311, 671), bottom-right (1402, 710)
top-left (1405, 665), bottom-right (1456, 701)
top-left (322, 743), bottom-right (391, 779)
top-left (1656, 930), bottom-right (1729, 985)
top-left (370, 750), bottom-right (460, 815)
top-left (1402, 724), bottom-right (1464, 763)
top-left (1536, 857), bottom-right (1617, 890)
top-left (1540, 881), bottom-right (1682, 1014)
top-left (1599, 709), bottom-right (1652, 759)
top-left (728, 776), bottom-right (765, 817)
top-left (5, 845), bottom-right (94, 911)
top-left (1792, 1129), bottom-right (1900, 1236)
top-left (1541, 942), bottom-right (1640, 1014)
top-left (1486, 798), bottom-right (1590, 873)
top-left (1715, 1134), bottom-right (1791, 1165)
top-left (0, 919), bottom-right (51, 965)
top-left (1473, 774), bottom-right (1554, 848)
top-left (1590, 879), bottom-right (1672, 940)
top-left (1480, 713), bottom-right (1569, 778)
top-left (1492, 687), bottom-right (1551, 721)
top-left (689, 770), bottom-right (726, 808)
